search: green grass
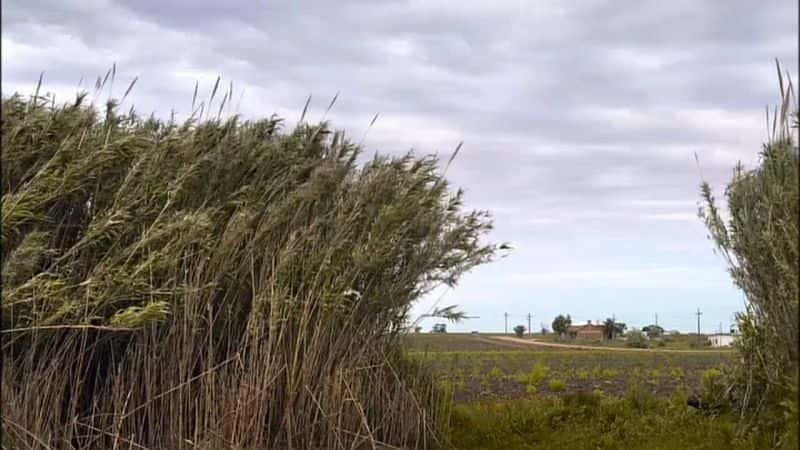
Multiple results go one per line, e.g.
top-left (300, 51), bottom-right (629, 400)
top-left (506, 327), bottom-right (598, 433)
top-left (445, 391), bottom-right (786, 450)
top-left (403, 334), bottom-right (768, 449)
top-left (547, 378), bottom-right (566, 392)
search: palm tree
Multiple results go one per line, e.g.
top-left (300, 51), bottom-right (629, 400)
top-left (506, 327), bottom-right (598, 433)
top-left (603, 318), bottom-right (616, 340)
top-left (603, 318), bottom-right (626, 340)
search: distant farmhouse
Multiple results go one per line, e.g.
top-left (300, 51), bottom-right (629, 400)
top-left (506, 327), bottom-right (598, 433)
top-left (707, 333), bottom-right (736, 347)
top-left (567, 320), bottom-right (604, 340)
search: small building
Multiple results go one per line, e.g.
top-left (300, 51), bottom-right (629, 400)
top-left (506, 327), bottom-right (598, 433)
top-left (567, 320), bottom-right (605, 340)
top-left (707, 333), bottom-right (736, 347)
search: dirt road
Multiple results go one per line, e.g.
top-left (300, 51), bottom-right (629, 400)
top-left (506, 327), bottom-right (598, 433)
top-left (489, 336), bottom-right (734, 353)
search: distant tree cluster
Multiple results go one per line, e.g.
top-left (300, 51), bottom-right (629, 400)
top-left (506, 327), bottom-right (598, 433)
top-left (551, 314), bottom-right (572, 337)
top-left (642, 324), bottom-right (664, 339)
top-left (602, 318), bottom-right (626, 340)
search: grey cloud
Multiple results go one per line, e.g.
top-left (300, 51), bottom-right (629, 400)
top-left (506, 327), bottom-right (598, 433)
top-left (2, 0), bottom-right (796, 330)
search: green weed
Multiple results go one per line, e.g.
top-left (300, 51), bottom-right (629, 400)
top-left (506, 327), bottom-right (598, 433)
top-left (548, 378), bottom-right (566, 392)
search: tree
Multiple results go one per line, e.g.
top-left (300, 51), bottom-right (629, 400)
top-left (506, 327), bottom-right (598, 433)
top-left (414, 326), bottom-right (422, 333)
top-left (513, 325), bottom-right (526, 338)
top-left (602, 318), bottom-right (627, 340)
top-left (642, 324), bottom-right (664, 339)
top-left (552, 314), bottom-right (572, 337)
top-left (540, 324), bottom-right (549, 335)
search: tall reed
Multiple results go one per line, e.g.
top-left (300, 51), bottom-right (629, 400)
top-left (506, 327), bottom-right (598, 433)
top-left (699, 62), bottom-right (798, 446)
top-left (1, 84), bottom-right (498, 448)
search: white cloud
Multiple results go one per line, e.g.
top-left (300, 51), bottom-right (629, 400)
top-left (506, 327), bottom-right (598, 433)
top-left (503, 266), bottom-right (727, 289)
top-left (2, 0), bottom-right (794, 332)
top-left (641, 212), bottom-right (698, 222)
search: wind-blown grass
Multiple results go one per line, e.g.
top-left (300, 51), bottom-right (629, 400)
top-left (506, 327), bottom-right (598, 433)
top-left (1, 85), bottom-right (498, 449)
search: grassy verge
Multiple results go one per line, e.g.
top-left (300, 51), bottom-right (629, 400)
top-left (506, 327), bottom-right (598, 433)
top-left (444, 390), bottom-right (786, 450)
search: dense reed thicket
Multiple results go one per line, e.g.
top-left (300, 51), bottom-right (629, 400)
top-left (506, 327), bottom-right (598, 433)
top-left (699, 64), bottom-right (799, 446)
top-left (0, 86), bottom-right (498, 448)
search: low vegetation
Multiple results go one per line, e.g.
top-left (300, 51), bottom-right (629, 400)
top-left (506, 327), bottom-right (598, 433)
top-left (447, 392), bottom-right (787, 450)
top-left (625, 329), bottom-right (649, 348)
top-left (1, 81), bottom-right (499, 449)
top-left (406, 334), bottom-right (734, 402)
top-left (699, 62), bottom-right (798, 444)
top-left (405, 333), bottom-right (795, 449)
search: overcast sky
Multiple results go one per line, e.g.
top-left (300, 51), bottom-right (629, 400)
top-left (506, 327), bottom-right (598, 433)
top-left (3, 1), bottom-right (797, 333)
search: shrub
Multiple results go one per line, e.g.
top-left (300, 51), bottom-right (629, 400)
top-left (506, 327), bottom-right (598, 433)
top-left (624, 382), bottom-right (659, 413)
top-left (689, 338), bottom-right (712, 349)
top-left (0, 84), bottom-right (499, 449)
top-left (548, 378), bottom-right (566, 392)
top-left (528, 361), bottom-right (550, 385)
top-left (601, 368), bottom-right (616, 380)
top-left (698, 367), bottom-right (730, 412)
top-left (513, 324), bottom-right (526, 337)
top-left (489, 366), bottom-right (504, 379)
top-left (562, 391), bottom-right (602, 413)
top-left (699, 64), bottom-right (798, 429)
top-left (446, 395), bottom-right (781, 450)
top-left (626, 330), bottom-right (649, 348)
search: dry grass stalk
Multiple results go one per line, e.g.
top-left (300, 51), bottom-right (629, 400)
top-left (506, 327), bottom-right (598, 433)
top-left (1, 79), bottom-right (498, 449)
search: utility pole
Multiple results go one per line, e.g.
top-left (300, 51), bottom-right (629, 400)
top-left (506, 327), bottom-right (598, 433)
top-left (655, 313), bottom-right (658, 327)
top-left (504, 312), bottom-right (509, 334)
top-left (696, 308), bottom-right (703, 345)
top-left (527, 313), bottom-right (532, 336)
